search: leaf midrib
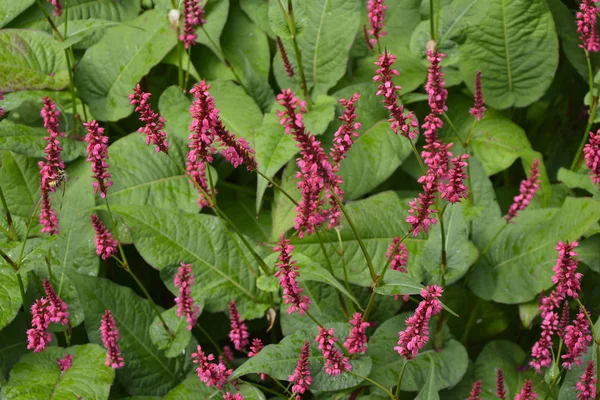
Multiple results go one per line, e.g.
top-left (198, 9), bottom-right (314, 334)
top-left (311, 0), bottom-right (330, 87)
top-left (500, 0), bottom-right (513, 92)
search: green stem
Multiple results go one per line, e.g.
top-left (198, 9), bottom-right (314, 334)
top-left (17, 199), bottom-right (42, 270)
top-left (442, 112), bottom-right (466, 148)
top-left (395, 361), bottom-right (409, 399)
top-left (439, 205), bottom-right (448, 283)
top-left (346, 371), bottom-right (395, 400)
top-left (240, 379), bottom-right (288, 399)
top-left (195, 323), bottom-right (223, 356)
top-left (429, 0), bottom-right (436, 41)
top-left (409, 140), bottom-right (427, 175)
top-left (201, 27), bottom-right (250, 94)
top-left (571, 50), bottom-right (597, 171)
top-left (330, 190), bottom-right (377, 282)
top-left (336, 229), bottom-right (355, 304)
top-left (34, 0), bottom-right (64, 40)
top-left (0, 184), bottom-right (18, 240)
top-left (472, 224), bottom-right (507, 267)
top-left (177, 40), bottom-right (184, 89)
top-left (183, 47), bottom-right (192, 90)
top-left (576, 299), bottom-right (598, 344)
top-left (256, 170), bottom-right (298, 206)
top-left (460, 301), bottom-right (479, 344)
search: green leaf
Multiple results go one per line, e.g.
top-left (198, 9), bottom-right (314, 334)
top-left (108, 133), bottom-right (198, 213)
top-left (217, 186), bottom-right (272, 243)
top-left (75, 9), bottom-right (177, 121)
top-left (558, 167), bottom-right (598, 195)
top-left (0, 313), bottom-right (27, 380)
top-left (110, 205), bottom-right (267, 316)
top-left (293, 191), bottom-right (427, 288)
top-left (56, 19), bottom-right (121, 49)
top-left (458, 0), bottom-right (558, 109)
top-left (469, 155), bottom-right (502, 240)
top-left (373, 270), bottom-right (424, 296)
top-left (473, 340), bottom-right (527, 399)
top-left (232, 322), bottom-right (372, 392)
top-left (256, 275), bottom-right (279, 292)
top-left (1, 344), bottom-right (115, 400)
top-left (149, 306), bottom-right (196, 358)
top-left (367, 313), bottom-right (468, 390)
top-left (68, 272), bottom-right (191, 396)
top-left (239, 384), bottom-right (267, 400)
top-left (418, 203), bottom-right (478, 285)
top-left (159, 86), bottom-right (192, 141)
top-left (0, 151), bottom-right (39, 218)
top-left (195, 0), bottom-right (229, 54)
top-left (271, 160), bottom-right (300, 239)
top-left (0, 0), bottom-right (34, 28)
top-left (579, 234), bottom-right (600, 273)
top-left (267, 0), bottom-right (307, 40)
top-left (469, 197), bottom-right (600, 304)
top-left (0, 29), bottom-right (69, 91)
top-left (0, 120), bottom-right (86, 162)
top-left (239, 0), bottom-right (274, 38)
top-left (414, 356), bottom-right (440, 400)
top-left (162, 374), bottom-right (216, 399)
top-left (274, 0), bottom-right (361, 96)
top-left (518, 299), bottom-right (539, 329)
top-left (379, 0), bottom-right (422, 51)
top-left (303, 95), bottom-right (337, 136)
top-left (0, 265), bottom-right (24, 330)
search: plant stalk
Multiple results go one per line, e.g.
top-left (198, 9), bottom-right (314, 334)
top-left (571, 50), bottom-right (598, 170)
top-left (0, 185), bottom-right (18, 240)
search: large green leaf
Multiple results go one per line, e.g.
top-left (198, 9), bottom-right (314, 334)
top-left (271, 160), bottom-right (300, 239)
top-left (109, 205), bottom-right (267, 317)
top-left (75, 9), bottom-right (177, 121)
top-left (1, 344), bottom-right (114, 400)
top-left (0, 265), bottom-right (23, 330)
top-left (107, 133), bottom-right (197, 213)
top-left (162, 374), bottom-right (216, 399)
top-left (293, 191), bottom-right (427, 288)
top-left (0, 29), bottom-right (68, 91)
top-left (0, 0), bottom-right (34, 28)
top-left (273, 0), bottom-right (361, 96)
top-left (367, 313), bottom-right (468, 390)
top-left (0, 119), bottom-right (86, 162)
top-left (195, 0), bottom-right (229, 54)
top-left (579, 234), bottom-right (600, 273)
top-left (0, 151), bottom-right (39, 218)
top-left (68, 273), bottom-right (191, 396)
top-left (55, 19), bottom-right (121, 49)
top-left (458, 0), bottom-right (558, 109)
top-left (239, 0), bottom-right (273, 38)
top-left (149, 306), bottom-right (196, 359)
top-left (469, 197), bottom-right (600, 304)
top-left (232, 322), bottom-right (372, 392)
top-left (414, 356), bottom-right (440, 400)
top-left (0, 313), bottom-right (27, 380)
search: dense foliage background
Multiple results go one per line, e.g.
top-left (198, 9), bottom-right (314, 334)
top-left (1, 0), bottom-right (600, 399)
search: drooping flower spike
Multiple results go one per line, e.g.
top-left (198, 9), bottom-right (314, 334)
top-left (374, 51), bottom-right (419, 139)
top-left (100, 310), bottom-right (125, 369)
top-left (174, 263), bottom-right (200, 330)
top-left (277, 36), bottom-right (295, 77)
top-left (469, 71), bottom-right (486, 121)
top-left (180, 0), bottom-right (206, 49)
top-left (576, 361), bottom-right (596, 400)
top-left (91, 214), bottom-right (118, 260)
top-left (192, 345), bottom-right (232, 389)
top-left (228, 300), bottom-right (249, 351)
top-left (583, 130), bottom-right (600, 186)
top-left (577, 0), bottom-right (600, 53)
top-left (344, 312), bottom-right (370, 355)
top-left (274, 236), bottom-right (311, 315)
top-left (505, 159), bottom-right (540, 222)
top-left (315, 327), bottom-right (351, 376)
top-left (289, 341), bottom-right (312, 400)
top-left (43, 278), bottom-right (69, 326)
top-left (84, 120), bottom-right (112, 198)
top-left (129, 84), bottom-right (170, 153)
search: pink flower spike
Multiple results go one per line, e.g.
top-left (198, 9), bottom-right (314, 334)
top-left (274, 236), bottom-right (311, 315)
top-left (315, 327), bottom-right (351, 376)
top-left (223, 393), bottom-right (244, 400)
top-left (468, 380), bottom-right (482, 400)
top-left (39, 189), bottom-right (59, 235)
top-left (530, 310), bottom-right (559, 372)
top-left (344, 312), bottom-right (370, 355)
top-left (192, 345), bottom-right (232, 389)
top-left (406, 170), bottom-right (439, 236)
top-left (84, 120), bottom-right (112, 198)
top-left (394, 285), bottom-right (443, 359)
top-left (425, 49), bottom-right (448, 115)
top-left (576, 361), bottom-right (596, 400)
top-left (515, 379), bottom-right (538, 400)
top-left (553, 241), bottom-right (582, 301)
top-left (91, 214), bottom-right (118, 260)
top-left (46, 0), bottom-right (62, 16)
top-left (174, 263), bottom-right (200, 330)
top-left (0, 92), bottom-right (4, 118)
top-left (57, 354), bottom-right (73, 373)
top-left (43, 278), bottom-right (69, 326)
top-left (228, 300), bottom-right (249, 351)
top-left (440, 154), bottom-right (469, 204)
top-left (289, 342), bottom-right (312, 399)
top-left (496, 368), bottom-right (507, 399)
top-left (577, 0), bottom-right (600, 52)
top-left (505, 159), bottom-right (541, 222)
top-left (562, 307), bottom-right (592, 369)
top-left (584, 130), bottom-right (600, 186)
top-left (248, 338), bottom-right (264, 357)
top-left (331, 93), bottom-right (361, 167)
top-left (222, 345), bottom-right (235, 363)
top-left (469, 71), bottom-right (486, 121)
top-left (100, 310), bottom-right (125, 369)
top-left (277, 37), bottom-right (295, 77)
top-left (387, 237), bottom-right (408, 273)
top-left (374, 52), bottom-right (419, 139)
top-left (180, 0), bottom-right (205, 49)
top-left (41, 97), bottom-right (61, 135)
top-left (129, 84), bottom-right (169, 153)
top-left (27, 298), bottom-right (53, 353)
top-left (367, 0), bottom-right (387, 46)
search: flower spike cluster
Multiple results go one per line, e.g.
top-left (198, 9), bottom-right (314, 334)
top-left (425, 49), bottom-right (448, 114)
top-left (289, 342), bottom-right (312, 400)
top-left (584, 130), bottom-right (600, 185)
top-left (26, 298), bottom-right (53, 352)
top-left (228, 300), bottom-right (249, 351)
top-left (180, 0), bottom-right (205, 49)
top-left (505, 160), bottom-right (540, 222)
top-left (315, 327), bottom-right (351, 376)
top-left (100, 310), bottom-right (125, 369)
top-left (84, 120), bottom-right (112, 198)
top-left (248, 338), bottom-right (266, 380)
top-left (468, 380), bottom-right (482, 400)
top-left (395, 285), bottom-right (443, 359)
top-left (91, 214), bottom-right (118, 260)
top-left (330, 93), bottom-right (361, 167)
top-left (47, 0), bottom-right (63, 16)
top-left (343, 312), bottom-right (370, 355)
top-left (496, 369), bottom-right (507, 399)
top-left (439, 154), bottom-right (469, 203)
top-left (174, 263), bottom-right (200, 330)
top-left (57, 354), bottom-right (73, 373)
top-left (129, 84), bottom-right (170, 153)
top-left (367, 0), bottom-right (387, 47)
top-left (387, 237), bottom-right (408, 273)
top-left (222, 393), bottom-right (244, 400)
top-left (515, 379), bottom-right (538, 400)
top-left (192, 345), bottom-right (232, 389)
top-left (274, 236), bottom-right (311, 315)
top-left (577, 0), bottom-right (600, 52)
top-left (469, 71), bottom-right (486, 120)
top-left (374, 52), bottom-right (419, 139)
top-left (576, 361), bottom-right (596, 400)
top-left (562, 307), bottom-right (592, 368)
top-left (277, 36), bottom-right (295, 77)
top-left (43, 278), bottom-right (69, 326)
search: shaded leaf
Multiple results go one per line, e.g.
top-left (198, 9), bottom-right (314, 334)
top-left (149, 307), bottom-right (195, 358)
top-left (0, 313), bottom-right (27, 380)
top-left (0, 151), bottom-right (40, 218)
top-left (56, 19), bottom-right (120, 49)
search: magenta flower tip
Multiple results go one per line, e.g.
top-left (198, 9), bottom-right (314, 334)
top-left (576, 361), bottom-right (596, 400)
top-left (174, 262), bottom-right (200, 330)
top-left (43, 278), bottom-right (69, 326)
top-left (223, 393), bottom-right (244, 400)
top-left (289, 342), bottom-right (312, 398)
top-left (562, 306), bottom-right (592, 369)
top-left (367, 0), bottom-right (387, 45)
top-left (274, 236), bottom-right (311, 315)
top-left (387, 237), bottom-right (408, 273)
top-left (577, 0), bottom-right (600, 52)
top-left (84, 120), bottom-right (112, 198)
top-left (192, 345), bottom-right (232, 389)
top-left (130, 84), bottom-right (169, 153)
top-left (515, 379), bottom-right (538, 400)
top-left (439, 154), bottom-right (469, 204)
top-left (496, 368), bottom-right (507, 399)
top-left (505, 159), bottom-right (541, 222)
top-left (316, 327), bottom-right (351, 376)
top-left (343, 312), bottom-right (370, 355)
top-left (27, 298), bottom-right (53, 353)
top-left (100, 310), bottom-right (124, 369)
top-left (228, 300), bottom-right (249, 351)
top-left (584, 130), bottom-right (600, 186)
top-left (277, 37), bottom-right (295, 77)
top-left (91, 214), bottom-right (118, 260)
top-left (467, 380), bottom-right (482, 400)
top-left (57, 353), bottom-right (73, 373)
top-left (469, 71), bottom-right (486, 121)
top-left (180, 0), bottom-right (205, 49)
top-left (425, 49), bottom-right (448, 115)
